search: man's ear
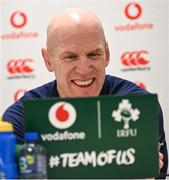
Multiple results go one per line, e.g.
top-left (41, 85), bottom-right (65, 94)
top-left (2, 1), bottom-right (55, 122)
top-left (104, 42), bottom-right (110, 67)
top-left (41, 48), bottom-right (54, 72)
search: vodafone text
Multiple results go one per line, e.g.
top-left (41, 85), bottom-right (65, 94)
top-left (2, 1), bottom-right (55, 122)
top-left (41, 131), bottom-right (86, 141)
top-left (49, 148), bottom-right (135, 168)
top-left (114, 22), bottom-right (154, 32)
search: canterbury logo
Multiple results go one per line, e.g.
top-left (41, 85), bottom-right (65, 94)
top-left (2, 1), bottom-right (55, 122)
top-left (7, 59), bottom-right (34, 74)
top-left (121, 50), bottom-right (149, 66)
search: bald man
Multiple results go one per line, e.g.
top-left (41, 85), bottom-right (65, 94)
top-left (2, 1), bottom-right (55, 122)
top-left (42, 8), bottom-right (109, 98)
top-left (3, 8), bottom-right (168, 178)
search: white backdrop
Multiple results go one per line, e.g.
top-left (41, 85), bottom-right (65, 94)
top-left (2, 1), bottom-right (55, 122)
top-left (1, 0), bottom-right (169, 173)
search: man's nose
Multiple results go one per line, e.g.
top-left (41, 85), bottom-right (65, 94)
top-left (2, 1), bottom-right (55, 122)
top-left (75, 58), bottom-right (92, 75)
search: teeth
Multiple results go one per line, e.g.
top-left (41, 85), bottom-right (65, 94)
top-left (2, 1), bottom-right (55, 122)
top-left (74, 79), bottom-right (93, 86)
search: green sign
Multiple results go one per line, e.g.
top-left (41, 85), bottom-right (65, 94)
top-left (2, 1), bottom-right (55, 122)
top-left (24, 94), bottom-right (159, 179)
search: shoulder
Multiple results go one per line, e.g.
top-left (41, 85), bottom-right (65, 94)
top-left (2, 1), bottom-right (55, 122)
top-left (2, 80), bottom-right (58, 144)
top-left (24, 80), bottom-right (58, 99)
top-left (101, 75), bottom-right (148, 95)
top-left (3, 80), bottom-right (58, 121)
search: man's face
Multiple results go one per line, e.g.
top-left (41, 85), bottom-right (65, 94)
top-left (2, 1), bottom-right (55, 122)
top-left (46, 28), bottom-right (109, 97)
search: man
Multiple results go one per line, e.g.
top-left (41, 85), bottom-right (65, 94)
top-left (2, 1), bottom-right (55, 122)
top-left (2, 8), bottom-right (168, 178)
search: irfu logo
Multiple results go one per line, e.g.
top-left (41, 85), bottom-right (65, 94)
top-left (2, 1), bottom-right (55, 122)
top-left (112, 99), bottom-right (140, 129)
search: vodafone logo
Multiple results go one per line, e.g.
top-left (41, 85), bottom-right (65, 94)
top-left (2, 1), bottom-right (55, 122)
top-left (14, 89), bottom-right (27, 101)
top-left (7, 58), bottom-right (34, 74)
top-left (121, 50), bottom-right (149, 66)
top-left (48, 102), bottom-right (77, 129)
top-left (115, 2), bottom-right (153, 32)
top-left (10, 11), bottom-right (27, 28)
top-left (125, 2), bottom-right (142, 20)
top-left (2, 10), bottom-right (39, 40)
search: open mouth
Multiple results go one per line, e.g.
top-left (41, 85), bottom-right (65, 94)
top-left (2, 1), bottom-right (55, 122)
top-left (72, 78), bottom-right (95, 88)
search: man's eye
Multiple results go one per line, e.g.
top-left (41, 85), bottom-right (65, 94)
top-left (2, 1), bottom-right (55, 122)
top-left (88, 53), bottom-right (101, 59)
top-left (64, 55), bottom-right (77, 60)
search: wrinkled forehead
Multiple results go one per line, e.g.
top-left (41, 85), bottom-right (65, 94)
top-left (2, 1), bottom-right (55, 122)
top-left (49, 24), bottom-right (106, 55)
top-left (48, 25), bottom-right (105, 53)
top-left (59, 21), bottom-right (104, 39)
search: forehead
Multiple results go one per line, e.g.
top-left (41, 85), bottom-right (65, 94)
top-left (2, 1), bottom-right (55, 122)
top-left (53, 27), bottom-right (105, 53)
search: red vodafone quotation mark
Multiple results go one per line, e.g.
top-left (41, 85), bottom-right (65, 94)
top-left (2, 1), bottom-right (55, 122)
top-left (7, 59), bottom-right (34, 74)
top-left (10, 11), bottom-right (27, 28)
top-left (56, 105), bottom-right (69, 122)
top-left (121, 50), bottom-right (149, 66)
top-left (125, 2), bottom-right (142, 20)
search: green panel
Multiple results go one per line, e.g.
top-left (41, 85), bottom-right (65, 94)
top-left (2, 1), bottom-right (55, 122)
top-left (24, 94), bottom-right (159, 179)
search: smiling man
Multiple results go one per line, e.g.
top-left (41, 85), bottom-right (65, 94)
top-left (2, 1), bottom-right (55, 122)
top-left (42, 8), bottom-right (109, 98)
top-left (2, 8), bottom-right (168, 178)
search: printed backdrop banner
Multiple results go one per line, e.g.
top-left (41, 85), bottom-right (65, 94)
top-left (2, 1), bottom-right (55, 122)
top-left (1, 0), bottom-right (169, 173)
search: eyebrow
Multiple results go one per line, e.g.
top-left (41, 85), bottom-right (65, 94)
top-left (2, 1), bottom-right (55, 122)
top-left (61, 51), bottom-right (76, 55)
top-left (60, 47), bottom-right (104, 56)
top-left (90, 48), bottom-right (103, 52)
top-left (88, 48), bottom-right (104, 54)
